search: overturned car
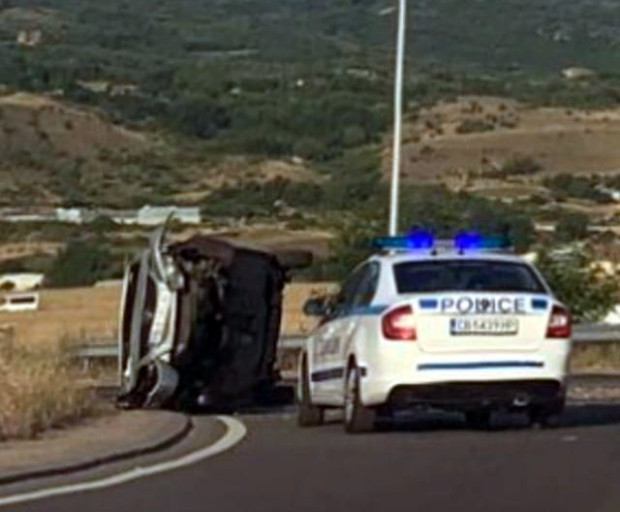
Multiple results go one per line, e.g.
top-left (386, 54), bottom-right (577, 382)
top-left (118, 225), bottom-right (311, 410)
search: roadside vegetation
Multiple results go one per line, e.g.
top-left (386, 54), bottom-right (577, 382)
top-left (0, 0), bottom-right (619, 321)
top-left (0, 344), bottom-right (96, 439)
top-left (570, 344), bottom-right (620, 373)
top-left (1, 0), bottom-right (620, 207)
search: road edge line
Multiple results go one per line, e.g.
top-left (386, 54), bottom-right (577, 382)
top-left (0, 415), bottom-right (247, 508)
top-left (0, 414), bottom-right (193, 487)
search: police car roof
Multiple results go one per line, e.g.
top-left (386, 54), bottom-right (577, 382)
top-left (368, 250), bottom-right (529, 266)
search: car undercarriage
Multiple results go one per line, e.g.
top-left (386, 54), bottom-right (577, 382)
top-left (117, 225), bottom-right (311, 410)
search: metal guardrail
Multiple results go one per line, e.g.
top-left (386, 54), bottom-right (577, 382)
top-left (72, 330), bottom-right (620, 388)
top-left (70, 326), bottom-right (620, 365)
top-left (573, 324), bottom-right (620, 343)
top-left (71, 335), bottom-right (308, 361)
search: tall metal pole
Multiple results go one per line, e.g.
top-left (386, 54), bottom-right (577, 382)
top-left (388, 0), bottom-right (407, 236)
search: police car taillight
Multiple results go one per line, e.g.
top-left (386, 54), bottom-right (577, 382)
top-left (382, 305), bottom-right (417, 341)
top-left (546, 305), bottom-right (571, 339)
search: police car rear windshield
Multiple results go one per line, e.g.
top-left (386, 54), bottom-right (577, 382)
top-left (393, 260), bottom-right (546, 294)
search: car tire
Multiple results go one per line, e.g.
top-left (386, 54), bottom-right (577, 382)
top-left (344, 363), bottom-right (376, 434)
top-left (297, 356), bottom-right (324, 427)
top-left (465, 409), bottom-right (492, 430)
top-left (528, 401), bottom-right (564, 429)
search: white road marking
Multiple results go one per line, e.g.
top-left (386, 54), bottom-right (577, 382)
top-left (0, 415), bottom-right (246, 508)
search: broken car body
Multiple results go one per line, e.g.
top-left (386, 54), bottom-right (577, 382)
top-left (118, 224), bottom-right (311, 409)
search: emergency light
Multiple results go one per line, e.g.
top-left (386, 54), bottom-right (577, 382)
top-left (453, 232), bottom-right (511, 251)
top-left (372, 230), bottom-right (512, 253)
top-left (372, 229), bottom-right (434, 250)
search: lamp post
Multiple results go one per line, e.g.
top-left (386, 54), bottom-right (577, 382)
top-left (388, 0), bottom-right (407, 236)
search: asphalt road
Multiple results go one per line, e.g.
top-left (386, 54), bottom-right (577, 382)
top-left (6, 404), bottom-right (620, 512)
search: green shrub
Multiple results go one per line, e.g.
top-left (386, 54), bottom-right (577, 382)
top-left (555, 212), bottom-right (589, 242)
top-left (545, 174), bottom-right (612, 203)
top-left (455, 119), bottom-right (495, 134)
top-left (537, 248), bottom-right (618, 322)
top-left (47, 240), bottom-right (117, 288)
top-left (501, 156), bottom-right (542, 176)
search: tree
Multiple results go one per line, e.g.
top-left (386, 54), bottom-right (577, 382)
top-left (47, 240), bottom-right (114, 288)
top-left (306, 214), bottom-right (383, 281)
top-left (536, 248), bottom-right (618, 322)
top-left (555, 212), bottom-right (589, 242)
top-left (500, 156), bottom-right (542, 176)
top-left (292, 137), bottom-right (327, 160)
top-left (167, 97), bottom-right (230, 139)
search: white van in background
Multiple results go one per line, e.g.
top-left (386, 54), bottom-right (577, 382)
top-left (0, 293), bottom-right (40, 312)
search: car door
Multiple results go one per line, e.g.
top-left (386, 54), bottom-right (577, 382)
top-left (312, 264), bottom-right (379, 403)
top-left (333, 262), bottom-right (380, 401)
top-left (118, 224), bottom-right (183, 408)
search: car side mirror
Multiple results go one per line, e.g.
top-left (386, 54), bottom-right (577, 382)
top-left (303, 296), bottom-right (331, 317)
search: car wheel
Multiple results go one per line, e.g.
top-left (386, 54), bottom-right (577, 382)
top-left (528, 402), bottom-right (564, 429)
top-left (465, 409), bottom-right (492, 430)
top-left (344, 363), bottom-right (376, 434)
top-left (297, 356), bottom-right (324, 427)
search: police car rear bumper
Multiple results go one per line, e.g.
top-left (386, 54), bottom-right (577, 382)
top-left (384, 379), bottom-right (564, 411)
top-left (358, 343), bottom-right (570, 407)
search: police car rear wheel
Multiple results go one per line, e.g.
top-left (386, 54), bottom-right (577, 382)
top-left (465, 409), bottom-right (492, 430)
top-left (528, 402), bottom-right (564, 429)
top-left (297, 356), bottom-right (324, 427)
top-left (344, 364), bottom-right (376, 434)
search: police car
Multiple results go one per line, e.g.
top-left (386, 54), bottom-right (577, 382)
top-left (297, 232), bottom-right (572, 433)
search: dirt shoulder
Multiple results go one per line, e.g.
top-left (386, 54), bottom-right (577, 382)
top-left (0, 410), bottom-right (191, 484)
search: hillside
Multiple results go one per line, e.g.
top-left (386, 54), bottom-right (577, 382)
top-left (390, 96), bottom-right (620, 183)
top-left (0, 0), bottom-right (618, 213)
top-left (0, 93), bottom-right (150, 159)
top-left (4, 1), bottom-right (620, 75)
top-left (0, 92), bottom-right (158, 206)
top-left (0, 92), bottom-right (323, 207)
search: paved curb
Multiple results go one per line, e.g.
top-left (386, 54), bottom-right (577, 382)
top-left (0, 414), bottom-right (193, 487)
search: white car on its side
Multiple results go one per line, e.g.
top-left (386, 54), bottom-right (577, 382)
top-left (297, 233), bottom-right (572, 433)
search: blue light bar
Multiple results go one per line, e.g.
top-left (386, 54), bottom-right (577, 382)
top-left (453, 231), bottom-right (511, 251)
top-left (453, 231), bottom-right (482, 251)
top-left (372, 231), bottom-right (511, 253)
top-left (373, 230), bottom-right (435, 251)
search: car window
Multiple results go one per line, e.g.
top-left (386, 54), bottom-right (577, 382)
top-left (393, 260), bottom-right (545, 294)
top-left (351, 262), bottom-right (380, 307)
top-left (332, 262), bottom-right (380, 316)
top-left (337, 266), bottom-right (367, 310)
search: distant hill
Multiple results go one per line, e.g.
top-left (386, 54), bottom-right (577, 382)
top-left (0, 0), bottom-right (618, 210)
top-left (3, 0), bottom-right (619, 76)
top-left (0, 92), bottom-right (156, 207)
top-left (390, 96), bottom-right (620, 183)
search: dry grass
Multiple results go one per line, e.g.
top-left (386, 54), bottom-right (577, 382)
top-left (0, 285), bottom-right (120, 348)
top-left (0, 93), bottom-right (151, 161)
top-left (0, 344), bottom-right (96, 440)
top-left (10, 282), bottom-right (619, 376)
top-left (390, 96), bottom-right (620, 183)
top-left (570, 344), bottom-right (620, 373)
top-left (0, 281), bottom-right (339, 347)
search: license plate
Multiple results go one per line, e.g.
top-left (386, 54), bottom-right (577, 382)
top-left (450, 317), bottom-right (518, 336)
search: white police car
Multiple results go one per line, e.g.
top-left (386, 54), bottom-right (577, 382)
top-left (297, 232), bottom-right (572, 433)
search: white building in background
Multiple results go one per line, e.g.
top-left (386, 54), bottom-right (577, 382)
top-left (135, 206), bottom-right (201, 226)
top-left (0, 293), bottom-right (40, 313)
top-left (561, 67), bottom-right (597, 80)
top-left (0, 273), bottom-right (44, 292)
top-left (16, 30), bottom-right (43, 48)
top-left (4, 213), bottom-right (55, 223)
top-left (0, 205), bottom-right (201, 227)
top-left (55, 208), bottom-right (85, 224)
top-left (604, 306), bottom-right (620, 325)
